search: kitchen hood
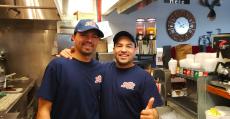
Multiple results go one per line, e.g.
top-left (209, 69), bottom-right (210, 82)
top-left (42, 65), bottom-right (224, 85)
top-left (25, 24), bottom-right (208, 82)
top-left (0, 0), bottom-right (60, 20)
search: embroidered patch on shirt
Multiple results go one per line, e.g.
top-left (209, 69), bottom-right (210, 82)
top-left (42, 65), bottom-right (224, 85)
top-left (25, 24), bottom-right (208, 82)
top-left (121, 82), bottom-right (136, 90)
top-left (95, 75), bottom-right (102, 84)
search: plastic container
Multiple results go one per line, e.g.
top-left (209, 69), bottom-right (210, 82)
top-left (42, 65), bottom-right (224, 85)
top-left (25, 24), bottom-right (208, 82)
top-left (136, 18), bottom-right (145, 36)
top-left (146, 18), bottom-right (156, 35)
top-left (206, 110), bottom-right (221, 119)
top-left (168, 58), bottom-right (177, 74)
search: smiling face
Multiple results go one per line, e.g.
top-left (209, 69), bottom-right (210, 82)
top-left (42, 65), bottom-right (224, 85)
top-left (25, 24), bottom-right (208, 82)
top-left (72, 29), bottom-right (100, 56)
top-left (113, 36), bottom-right (137, 68)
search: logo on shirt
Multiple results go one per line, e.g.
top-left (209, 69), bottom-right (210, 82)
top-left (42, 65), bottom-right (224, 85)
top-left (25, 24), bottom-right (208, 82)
top-left (95, 75), bottom-right (102, 84)
top-left (121, 82), bottom-right (136, 90)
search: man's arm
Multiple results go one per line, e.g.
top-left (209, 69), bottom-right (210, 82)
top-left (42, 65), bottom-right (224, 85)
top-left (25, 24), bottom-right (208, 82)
top-left (57, 48), bottom-right (74, 59)
top-left (36, 98), bottom-right (52, 119)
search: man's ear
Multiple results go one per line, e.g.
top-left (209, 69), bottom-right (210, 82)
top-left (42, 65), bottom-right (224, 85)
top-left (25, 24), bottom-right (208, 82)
top-left (134, 46), bottom-right (138, 54)
top-left (71, 35), bottom-right (75, 41)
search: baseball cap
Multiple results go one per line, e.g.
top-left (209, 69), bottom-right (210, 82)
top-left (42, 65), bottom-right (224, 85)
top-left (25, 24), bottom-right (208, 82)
top-left (113, 31), bottom-right (136, 47)
top-left (74, 19), bottom-right (104, 38)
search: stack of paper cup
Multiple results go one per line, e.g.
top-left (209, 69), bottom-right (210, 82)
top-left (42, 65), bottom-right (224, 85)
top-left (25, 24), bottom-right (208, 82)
top-left (203, 58), bottom-right (218, 72)
top-left (186, 54), bottom-right (195, 61)
top-left (168, 58), bottom-right (177, 74)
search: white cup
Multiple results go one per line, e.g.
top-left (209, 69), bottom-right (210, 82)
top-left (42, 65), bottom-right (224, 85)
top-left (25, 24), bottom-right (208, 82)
top-left (168, 58), bottom-right (177, 74)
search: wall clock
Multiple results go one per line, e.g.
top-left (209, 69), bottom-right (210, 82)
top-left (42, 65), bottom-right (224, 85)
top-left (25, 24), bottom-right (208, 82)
top-left (167, 9), bottom-right (196, 42)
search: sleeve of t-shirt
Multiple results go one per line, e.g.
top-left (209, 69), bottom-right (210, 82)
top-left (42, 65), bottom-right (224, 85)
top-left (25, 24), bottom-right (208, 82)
top-left (141, 74), bottom-right (163, 108)
top-left (37, 60), bottom-right (59, 102)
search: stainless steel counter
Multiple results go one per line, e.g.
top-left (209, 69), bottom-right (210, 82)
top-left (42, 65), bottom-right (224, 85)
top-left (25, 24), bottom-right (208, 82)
top-left (0, 78), bottom-right (35, 119)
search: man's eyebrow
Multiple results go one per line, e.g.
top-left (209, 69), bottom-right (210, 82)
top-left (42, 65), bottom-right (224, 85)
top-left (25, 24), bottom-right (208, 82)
top-left (126, 43), bottom-right (134, 46)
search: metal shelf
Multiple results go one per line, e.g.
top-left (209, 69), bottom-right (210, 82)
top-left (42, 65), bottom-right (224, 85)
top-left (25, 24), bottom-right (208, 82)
top-left (175, 74), bottom-right (197, 81)
top-left (167, 97), bottom-right (197, 119)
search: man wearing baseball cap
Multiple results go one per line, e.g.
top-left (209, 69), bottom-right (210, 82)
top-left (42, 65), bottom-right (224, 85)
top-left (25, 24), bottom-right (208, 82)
top-left (36, 19), bottom-right (104, 119)
top-left (100, 31), bottom-right (162, 119)
top-left (59, 30), bottom-right (163, 119)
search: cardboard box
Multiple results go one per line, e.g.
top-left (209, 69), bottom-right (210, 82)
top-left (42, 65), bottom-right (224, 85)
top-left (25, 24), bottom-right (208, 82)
top-left (96, 39), bottom-right (108, 53)
top-left (73, 11), bottom-right (97, 21)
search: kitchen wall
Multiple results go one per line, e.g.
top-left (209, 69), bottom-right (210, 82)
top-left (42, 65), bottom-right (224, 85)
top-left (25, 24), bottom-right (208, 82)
top-left (103, 0), bottom-right (230, 47)
top-left (0, 20), bottom-right (57, 85)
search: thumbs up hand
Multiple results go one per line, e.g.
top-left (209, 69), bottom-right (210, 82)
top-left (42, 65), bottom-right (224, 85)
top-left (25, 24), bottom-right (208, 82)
top-left (140, 97), bottom-right (159, 119)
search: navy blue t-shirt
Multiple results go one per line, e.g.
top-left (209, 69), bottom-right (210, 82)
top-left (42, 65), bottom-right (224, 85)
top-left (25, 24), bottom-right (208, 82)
top-left (100, 62), bottom-right (163, 119)
top-left (37, 57), bottom-right (103, 119)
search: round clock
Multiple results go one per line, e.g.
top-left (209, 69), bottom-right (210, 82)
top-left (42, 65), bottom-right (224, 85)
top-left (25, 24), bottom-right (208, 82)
top-left (167, 9), bottom-right (196, 42)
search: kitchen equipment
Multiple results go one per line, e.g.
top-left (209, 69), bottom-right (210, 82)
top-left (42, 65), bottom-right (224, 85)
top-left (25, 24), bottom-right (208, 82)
top-left (0, 48), bottom-right (7, 76)
top-left (153, 68), bottom-right (171, 104)
top-left (0, 68), bottom-right (4, 91)
top-left (136, 18), bottom-right (145, 54)
top-left (136, 18), bottom-right (145, 41)
top-left (198, 31), bottom-right (212, 52)
top-left (214, 62), bottom-right (230, 83)
top-left (212, 34), bottom-right (230, 58)
top-left (146, 18), bottom-right (156, 54)
top-left (217, 39), bottom-right (230, 58)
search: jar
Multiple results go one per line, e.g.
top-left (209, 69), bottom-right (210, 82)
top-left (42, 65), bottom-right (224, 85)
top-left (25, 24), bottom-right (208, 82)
top-left (136, 18), bottom-right (145, 36)
top-left (146, 18), bottom-right (156, 36)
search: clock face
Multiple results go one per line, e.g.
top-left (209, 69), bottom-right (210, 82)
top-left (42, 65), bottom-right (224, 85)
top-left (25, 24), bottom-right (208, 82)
top-left (167, 9), bottom-right (196, 42)
top-left (174, 17), bottom-right (189, 34)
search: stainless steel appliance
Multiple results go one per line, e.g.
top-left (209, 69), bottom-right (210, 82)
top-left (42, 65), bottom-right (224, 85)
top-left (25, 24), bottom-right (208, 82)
top-left (0, 48), bottom-right (7, 74)
top-left (211, 34), bottom-right (230, 87)
top-left (215, 62), bottom-right (230, 83)
top-left (153, 68), bottom-right (171, 105)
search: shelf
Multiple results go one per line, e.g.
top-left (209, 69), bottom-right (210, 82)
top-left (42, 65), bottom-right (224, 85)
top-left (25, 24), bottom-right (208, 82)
top-left (175, 74), bottom-right (197, 81)
top-left (167, 97), bottom-right (197, 116)
top-left (135, 54), bottom-right (155, 60)
top-left (207, 85), bottom-right (230, 100)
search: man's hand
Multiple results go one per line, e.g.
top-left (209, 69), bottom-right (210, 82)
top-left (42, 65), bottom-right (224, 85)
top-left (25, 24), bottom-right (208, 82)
top-left (140, 97), bottom-right (159, 119)
top-left (57, 47), bottom-right (74, 59)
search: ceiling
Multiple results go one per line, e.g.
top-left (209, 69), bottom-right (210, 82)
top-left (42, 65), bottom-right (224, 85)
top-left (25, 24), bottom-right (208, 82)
top-left (0, 0), bottom-right (153, 20)
top-left (55, 0), bottom-right (153, 20)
